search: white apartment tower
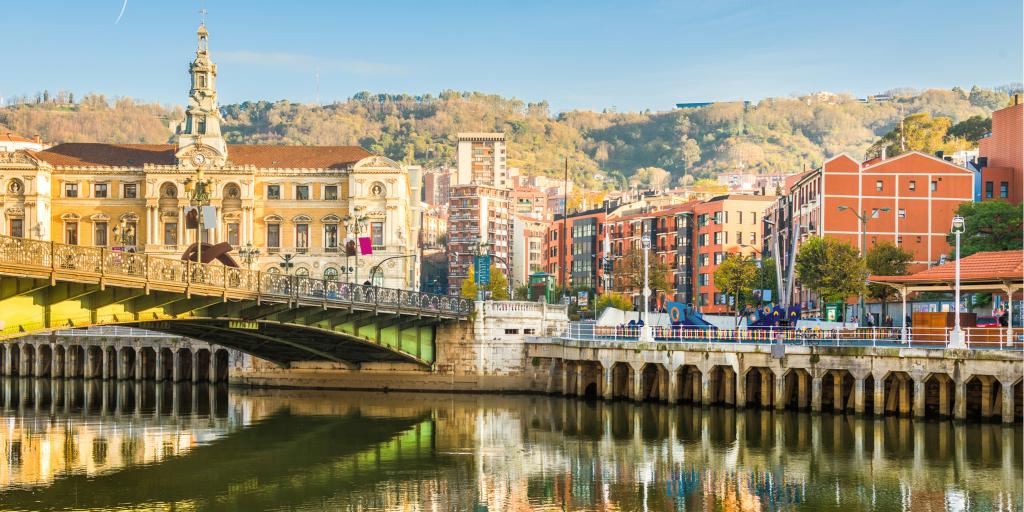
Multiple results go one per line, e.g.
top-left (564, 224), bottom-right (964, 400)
top-left (456, 133), bottom-right (508, 188)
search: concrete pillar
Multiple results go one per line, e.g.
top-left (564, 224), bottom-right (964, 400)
top-left (2, 344), bottom-right (12, 375)
top-left (913, 377), bottom-right (926, 418)
top-left (759, 369), bottom-right (772, 408)
top-left (602, 366), bottom-right (614, 400)
top-left (954, 379), bottom-right (967, 421)
top-left (774, 372), bottom-right (786, 410)
top-left (701, 371), bottom-right (713, 406)
top-left (191, 351), bottom-right (200, 384)
top-left (155, 350), bottom-right (165, 382)
top-left (560, 362), bottom-right (569, 396)
top-left (898, 376), bottom-right (911, 416)
top-left (208, 355), bottom-right (217, 384)
top-left (980, 378), bottom-right (993, 420)
top-left (1001, 379), bottom-right (1016, 424)
top-left (833, 372), bottom-right (844, 412)
top-left (51, 347), bottom-right (62, 378)
top-left (873, 377), bottom-right (885, 416)
top-left (811, 376), bottom-right (822, 413)
top-left (34, 345), bottom-right (46, 377)
top-left (724, 369), bottom-right (736, 405)
top-left (135, 349), bottom-right (144, 381)
top-left (798, 372), bottom-right (809, 409)
top-left (172, 351), bottom-right (183, 383)
top-left (575, 363), bottom-right (586, 397)
top-left (691, 370), bottom-right (701, 404)
top-left (84, 348), bottom-right (94, 379)
top-left (734, 368), bottom-right (746, 408)
top-left (667, 367), bottom-right (680, 403)
top-left (102, 347), bottom-right (111, 380)
top-left (939, 378), bottom-right (951, 417)
top-left (630, 364), bottom-right (643, 402)
top-left (19, 345), bottom-right (31, 377)
top-left (171, 382), bottom-right (180, 417)
top-left (854, 377), bottom-right (865, 414)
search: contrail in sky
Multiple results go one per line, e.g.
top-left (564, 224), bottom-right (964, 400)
top-left (115, 0), bottom-right (128, 24)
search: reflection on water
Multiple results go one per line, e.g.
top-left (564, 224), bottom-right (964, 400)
top-left (0, 377), bottom-right (1020, 511)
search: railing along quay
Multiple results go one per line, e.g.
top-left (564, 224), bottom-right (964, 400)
top-left (562, 323), bottom-right (1023, 351)
top-left (0, 234), bottom-right (472, 318)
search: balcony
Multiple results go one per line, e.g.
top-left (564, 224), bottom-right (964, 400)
top-left (296, 247), bottom-right (309, 254)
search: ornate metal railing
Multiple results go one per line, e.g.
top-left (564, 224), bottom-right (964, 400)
top-left (0, 234), bottom-right (472, 317)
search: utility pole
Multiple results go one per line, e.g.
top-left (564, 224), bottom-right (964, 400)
top-left (562, 157), bottom-right (569, 294)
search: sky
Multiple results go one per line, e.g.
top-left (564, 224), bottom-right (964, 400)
top-left (2, 0), bottom-right (1022, 112)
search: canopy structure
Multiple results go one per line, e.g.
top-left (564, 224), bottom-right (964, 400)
top-left (870, 250), bottom-right (1023, 343)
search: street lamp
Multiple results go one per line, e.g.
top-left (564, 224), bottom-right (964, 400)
top-left (369, 254), bottom-right (418, 288)
top-left (949, 214), bottom-right (966, 348)
top-left (639, 233), bottom-right (654, 342)
top-left (278, 253), bottom-right (296, 275)
top-left (837, 205), bottom-right (890, 326)
top-left (183, 166), bottom-right (213, 266)
top-left (238, 242), bottom-right (261, 270)
top-left (112, 218), bottom-right (136, 252)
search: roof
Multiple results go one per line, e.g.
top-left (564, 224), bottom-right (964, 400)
top-left (2, 133), bottom-right (37, 144)
top-left (33, 143), bottom-right (373, 169)
top-left (871, 250), bottom-right (1024, 285)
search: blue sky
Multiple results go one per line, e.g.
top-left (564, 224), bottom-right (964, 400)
top-left (3, 0), bottom-right (1021, 112)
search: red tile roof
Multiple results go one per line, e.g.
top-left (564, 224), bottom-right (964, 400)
top-left (33, 143), bottom-right (373, 169)
top-left (2, 132), bottom-right (37, 144)
top-left (871, 250), bottom-right (1024, 284)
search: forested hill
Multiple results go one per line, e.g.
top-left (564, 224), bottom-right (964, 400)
top-left (0, 85), bottom-right (1018, 189)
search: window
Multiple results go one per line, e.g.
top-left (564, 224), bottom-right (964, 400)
top-left (267, 185), bottom-right (281, 200)
top-left (714, 252), bottom-right (724, 265)
top-left (1000, 182), bottom-right (1009, 199)
top-left (296, 185), bottom-right (309, 200)
top-left (267, 224), bottom-right (281, 249)
top-left (713, 232), bottom-right (723, 244)
top-left (197, 74), bottom-right (206, 88)
top-left (737, 212), bottom-right (743, 224)
top-left (909, 180), bottom-right (916, 192)
top-left (197, 117), bottom-right (206, 134)
top-left (324, 224), bottom-right (339, 251)
top-left (749, 232), bottom-right (756, 244)
top-left (94, 222), bottom-right (107, 246)
top-left (985, 181), bottom-right (994, 198)
top-left (9, 219), bottom-right (23, 238)
top-left (324, 185), bottom-right (338, 200)
top-left (504, 328), bottom-right (520, 335)
top-left (699, 273), bottom-right (709, 286)
top-left (930, 181), bottom-right (937, 192)
top-left (875, 180), bottom-right (883, 192)
top-left (898, 208), bottom-right (906, 219)
top-left (94, 183), bottom-right (108, 198)
top-left (296, 224), bottom-right (309, 252)
top-left (751, 212), bottom-right (757, 225)
top-left (736, 231), bottom-right (742, 244)
top-left (323, 267), bottom-right (339, 281)
top-left (227, 223), bottom-right (239, 246)
top-left (65, 183), bottom-right (78, 198)
top-left (123, 183), bottom-right (137, 198)
top-left (371, 221), bottom-right (384, 247)
top-left (65, 222), bottom-right (79, 245)
top-left (164, 223), bottom-right (177, 245)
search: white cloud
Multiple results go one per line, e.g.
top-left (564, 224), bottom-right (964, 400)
top-left (217, 51), bottom-right (404, 76)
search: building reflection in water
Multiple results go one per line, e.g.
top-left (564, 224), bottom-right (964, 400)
top-left (0, 381), bottom-right (1019, 511)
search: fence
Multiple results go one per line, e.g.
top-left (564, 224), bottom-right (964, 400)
top-left (561, 322), bottom-right (1023, 351)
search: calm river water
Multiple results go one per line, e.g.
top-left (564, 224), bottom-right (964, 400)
top-left (0, 377), bottom-right (1019, 511)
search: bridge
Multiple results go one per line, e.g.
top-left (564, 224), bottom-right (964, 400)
top-left (0, 235), bottom-right (472, 368)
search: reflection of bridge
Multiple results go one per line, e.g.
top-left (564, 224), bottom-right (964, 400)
top-left (0, 235), bottom-right (472, 367)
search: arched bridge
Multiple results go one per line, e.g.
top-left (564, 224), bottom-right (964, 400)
top-left (0, 235), bottom-right (472, 367)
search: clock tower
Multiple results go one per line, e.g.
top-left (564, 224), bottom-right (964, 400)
top-left (176, 23), bottom-right (228, 168)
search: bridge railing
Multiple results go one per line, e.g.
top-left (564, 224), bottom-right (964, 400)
top-left (0, 234), bottom-right (472, 317)
top-left (562, 322), bottom-right (1023, 351)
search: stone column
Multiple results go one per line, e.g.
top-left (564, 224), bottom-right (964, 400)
top-left (701, 371), bottom-right (713, 406)
top-left (667, 367), bottom-right (680, 403)
top-left (560, 362), bottom-right (570, 396)
top-left (630, 364), bottom-right (643, 402)
top-left (734, 368), bottom-right (746, 408)
top-left (954, 378), bottom-right (967, 420)
top-left (691, 371), bottom-right (701, 404)
top-left (602, 365), bottom-right (614, 400)
top-left (575, 363), bottom-right (585, 397)
top-left (774, 371), bottom-right (786, 410)
top-left (898, 376), bottom-right (911, 416)
top-left (35, 345), bottom-right (47, 377)
top-left (874, 377), bottom-right (885, 416)
top-left (811, 376), bottom-right (822, 413)
top-left (724, 368), bottom-right (736, 406)
top-left (19, 345), bottom-right (31, 377)
top-left (853, 377), bottom-right (865, 414)
top-left (155, 350), bottom-right (165, 382)
top-left (2, 344), bottom-right (12, 375)
top-left (64, 348), bottom-right (74, 378)
top-left (208, 355), bottom-right (217, 384)
top-left (938, 378), bottom-right (951, 417)
top-left (832, 373), bottom-right (844, 412)
top-left (913, 377), bottom-right (926, 418)
top-left (135, 348), bottom-right (144, 381)
top-left (172, 351), bottom-right (183, 383)
top-left (1001, 379), bottom-right (1016, 424)
top-left (798, 372), bottom-right (809, 410)
top-left (177, 206), bottom-right (185, 247)
top-left (759, 369), bottom-right (772, 408)
top-left (102, 348), bottom-right (111, 380)
top-left (980, 378), bottom-right (993, 420)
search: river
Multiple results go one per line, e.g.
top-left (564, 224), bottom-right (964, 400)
top-left (0, 377), bottom-right (1019, 511)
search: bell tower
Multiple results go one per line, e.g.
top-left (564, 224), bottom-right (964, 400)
top-left (176, 22), bottom-right (228, 168)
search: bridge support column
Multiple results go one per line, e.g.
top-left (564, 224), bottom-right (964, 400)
top-left (898, 375), bottom-right (911, 416)
top-left (172, 352), bottom-right (183, 383)
top-left (34, 345), bottom-right (46, 377)
top-left (191, 351), bottom-right (201, 384)
top-left (873, 377), bottom-right (885, 416)
top-left (602, 365), bottom-right (614, 400)
top-left (19, 345), bottom-right (31, 377)
top-left (734, 368), bottom-right (746, 408)
top-left (102, 347), bottom-right (111, 380)
top-left (939, 378), bottom-right (951, 417)
top-left (811, 376), bottom-right (822, 413)
top-left (667, 367), bottom-right (680, 403)
top-left (575, 363), bottom-right (585, 397)
top-left (630, 363), bottom-right (643, 402)
top-left (53, 346), bottom-right (64, 378)
top-left (1001, 379), bottom-right (1015, 424)
top-left (63, 348), bottom-right (73, 378)
top-left (135, 348), bottom-right (144, 382)
top-left (854, 377), bottom-right (865, 414)
top-left (759, 369), bottom-right (772, 408)
top-left (155, 350), bottom-right (165, 382)
top-left (208, 356), bottom-right (217, 384)
top-left (833, 372), bottom-right (844, 412)
top-left (913, 377), bottom-right (926, 418)
top-left (980, 378), bottom-right (993, 420)
top-left (774, 371), bottom-right (786, 410)
top-left (954, 378), bottom-right (967, 420)
top-left (2, 345), bottom-right (11, 375)
top-left (723, 368), bottom-right (736, 406)
top-left (560, 361), bottom-right (569, 396)
top-left (798, 372), bottom-right (809, 409)
top-left (701, 371), bottom-right (713, 406)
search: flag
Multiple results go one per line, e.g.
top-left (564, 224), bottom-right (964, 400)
top-left (359, 236), bottom-right (373, 255)
top-left (667, 301), bottom-right (685, 324)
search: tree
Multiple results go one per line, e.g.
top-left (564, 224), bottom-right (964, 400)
top-left (866, 113), bottom-right (954, 159)
top-left (948, 201), bottom-right (1024, 257)
top-left (795, 236), bottom-right (867, 304)
top-left (628, 167), bottom-right (671, 190)
top-left (947, 115), bottom-right (992, 143)
top-left (677, 137), bottom-right (701, 173)
top-left (488, 264), bottom-right (509, 300)
top-left (615, 249), bottom-right (671, 298)
top-left (460, 265), bottom-right (479, 300)
top-left (866, 242), bottom-right (914, 318)
top-left (714, 254), bottom-right (758, 323)
top-left (594, 292), bottom-right (634, 317)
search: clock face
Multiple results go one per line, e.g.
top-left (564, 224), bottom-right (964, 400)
top-left (191, 153), bottom-right (207, 166)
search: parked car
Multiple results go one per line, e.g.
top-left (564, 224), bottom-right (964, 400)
top-left (975, 316), bottom-right (1000, 328)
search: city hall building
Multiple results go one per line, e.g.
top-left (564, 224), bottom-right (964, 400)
top-left (0, 24), bottom-right (422, 289)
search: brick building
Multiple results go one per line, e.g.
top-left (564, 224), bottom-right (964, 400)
top-left (977, 95), bottom-right (1023, 204)
top-left (447, 185), bottom-right (510, 295)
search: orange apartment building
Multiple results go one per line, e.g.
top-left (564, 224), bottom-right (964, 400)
top-left (978, 95), bottom-right (1023, 204)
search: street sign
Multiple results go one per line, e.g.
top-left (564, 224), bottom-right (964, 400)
top-left (474, 255), bottom-right (491, 285)
top-left (577, 290), bottom-right (589, 308)
top-left (229, 321), bottom-right (259, 330)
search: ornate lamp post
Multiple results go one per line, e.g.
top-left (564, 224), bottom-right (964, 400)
top-left (949, 214), bottom-right (966, 348)
top-left (369, 254), bottom-right (418, 288)
top-left (112, 218), bottom-right (136, 252)
top-left (342, 213), bottom-right (367, 284)
top-left (639, 233), bottom-right (654, 342)
top-left (183, 166), bottom-right (213, 267)
top-left (238, 242), bottom-right (261, 270)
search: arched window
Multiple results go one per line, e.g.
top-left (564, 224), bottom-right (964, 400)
top-left (294, 267), bottom-right (310, 277)
top-left (323, 267), bottom-right (339, 281)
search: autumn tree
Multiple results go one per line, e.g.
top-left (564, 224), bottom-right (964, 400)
top-left (488, 264), bottom-right (510, 300)
top-left (713, 254), bottom-right (758, 323)
top-left (615, 249), bottom-right (671, 298)
top-left (795, 236), bottom-right (867, 304)
top-left (866, 242), bottom-right (914, 318)
top-left (948, 201), bottom-right (1024, 257)
top-left (866, 113), bottom-right (955, 159)
top-left (594, 292), bottom-right (634, 317)
top-left (460, 265), bottom-right (479, 300)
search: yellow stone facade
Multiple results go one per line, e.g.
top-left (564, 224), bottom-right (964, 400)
top-left (0, 24), bottom-right (421, 289)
